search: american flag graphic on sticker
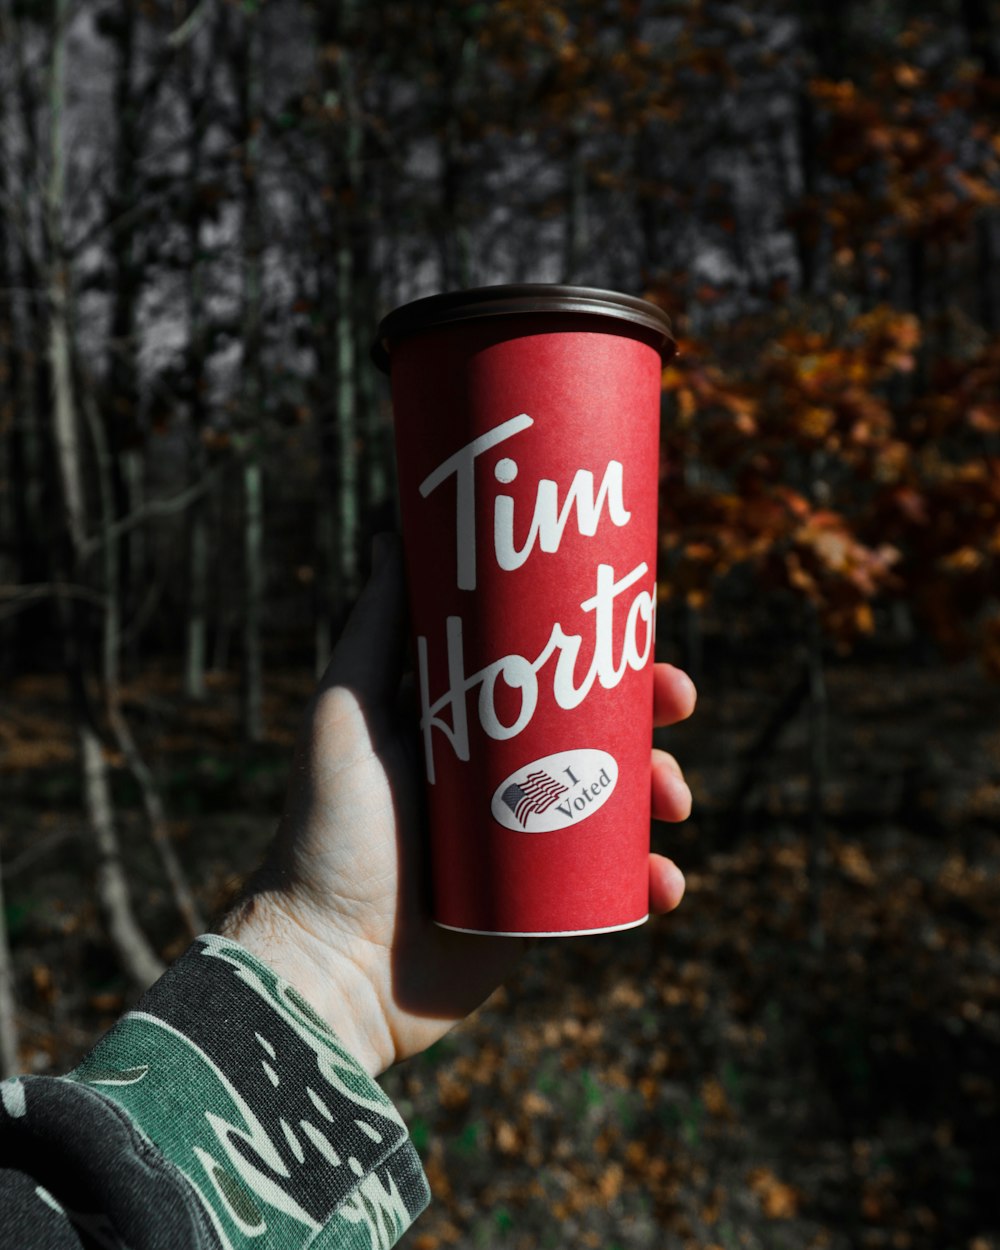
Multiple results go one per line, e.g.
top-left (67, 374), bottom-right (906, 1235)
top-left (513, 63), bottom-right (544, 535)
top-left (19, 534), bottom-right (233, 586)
top-left (500, 770), bottom-right (569, 827)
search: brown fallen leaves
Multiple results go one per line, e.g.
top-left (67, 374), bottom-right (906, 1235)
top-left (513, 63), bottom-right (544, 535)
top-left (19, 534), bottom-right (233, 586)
top-left (748, 1165), bottom-right (802, 1219)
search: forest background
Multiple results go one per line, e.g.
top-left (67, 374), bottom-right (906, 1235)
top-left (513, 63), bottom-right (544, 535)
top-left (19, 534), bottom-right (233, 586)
top-left (1, 1), bottom-right (999, 1248)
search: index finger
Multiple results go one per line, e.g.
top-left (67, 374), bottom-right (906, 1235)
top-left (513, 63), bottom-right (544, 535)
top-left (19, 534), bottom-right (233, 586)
top-left (653, 663), bottom-right (697, 727)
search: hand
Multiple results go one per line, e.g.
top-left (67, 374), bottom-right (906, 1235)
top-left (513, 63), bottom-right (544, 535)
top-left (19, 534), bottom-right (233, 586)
top-left (218, 535), bottom-right (696, 1077)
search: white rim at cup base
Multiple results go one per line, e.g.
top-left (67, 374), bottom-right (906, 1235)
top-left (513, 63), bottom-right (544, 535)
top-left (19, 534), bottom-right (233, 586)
top-left (433, 914), bottom-right (650, 938)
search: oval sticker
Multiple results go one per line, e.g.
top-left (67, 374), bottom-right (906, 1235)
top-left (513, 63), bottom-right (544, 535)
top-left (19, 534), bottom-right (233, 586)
top-left (491, 749), bottom-right (618, 833)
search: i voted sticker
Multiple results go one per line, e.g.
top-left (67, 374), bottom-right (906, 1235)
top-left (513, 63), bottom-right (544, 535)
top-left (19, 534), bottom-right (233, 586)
top-left (491, 749), bottom-right (618, 832)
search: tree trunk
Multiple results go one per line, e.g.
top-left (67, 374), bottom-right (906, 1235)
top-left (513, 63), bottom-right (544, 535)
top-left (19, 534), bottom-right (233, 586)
top-left (439, 33), bottom-right (474, 290)
top-left (806, 605), bottom-right (828, 951)
top-left (731, 667), bottom-right (810, 835)
top-left (49, 298), bottom-right (87, 561)
top-left (633, 123), bottom-right (661, 286)
top-left (313, 0), bottom-right (364, 676)
top-left (237, 3), bottom-right (265, 742)
top-left (182, 2), bottom-right (213, 701)
top-left (794, 89), bottom-right (820, 296)
top-left (358, 269), bottom-right (389, 524)
top-left (682, 600), bottom-right (703, 687)
top-left (3, 0), bottom-right (50, 673)
top-left (107, 0), bottom-right (144, 679)
top-left (334, 0), bottom-right (362, 612)
top-left (335, 235), bottom-right (358, 609)
top-left (350, 42), bottom-right (384, 541)
top-left (0, 837), bottom-right (20, 1079)
top-left (961, 0), bottom-right (1000, 78)
top-left (211, 471), bottom-right (233, 674)
top-left (976, 216), bottom-right (999, 334)
top-left (185, 484), bottom-right (210, 699)
top-left (46, 0), bottom-right (164, 990)
top-left (563, 115), bottom-right (588, 284)
top-left (0, 68), bottom-right (17, 674)
top-left (794, 4), bottom-right (854, 299)
top-left (241, 456), bottom-right (264, 740)
top-left (79, 724), bottom-right (165, 987)
top-left (962, 0), bottom-right (1000, 333)
top-left (82, 386), bottom-right (204, 940)
top-left (313, 530), bottom-right (334, 677)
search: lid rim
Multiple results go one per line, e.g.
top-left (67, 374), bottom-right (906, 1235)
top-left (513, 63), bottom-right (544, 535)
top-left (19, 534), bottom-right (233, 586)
top-left (371, 283), bottom-right (675, 373)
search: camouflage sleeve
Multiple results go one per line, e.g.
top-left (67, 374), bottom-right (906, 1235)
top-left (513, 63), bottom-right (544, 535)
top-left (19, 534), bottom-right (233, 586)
top-left (0, 934), bottom-right (432, 1249)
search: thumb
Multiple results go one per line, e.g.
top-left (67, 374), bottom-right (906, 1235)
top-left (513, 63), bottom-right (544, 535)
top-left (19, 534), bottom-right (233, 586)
top-left (318, 532), bottom-right (409, 706)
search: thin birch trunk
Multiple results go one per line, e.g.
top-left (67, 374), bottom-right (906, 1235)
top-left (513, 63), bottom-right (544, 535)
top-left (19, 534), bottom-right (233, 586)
top-left (238, 4), bottom-right (264, 742)
top-left (47, 0), bottom-right (163, 990)
top-left (315, 499), bottom-right (334, 679)
top-left (186, 485), bottom-right (209, 698)
top-left (356, 91), bottom-right (388, 523)
top-left (335, 238), bottom-right (358, 608)
top-left (0, 836), bottom-right (20, 1079)
top-left (182, 1), bottom-right (212, 701)
top-left (6, 0), bottom-right (69, 674)
top-left (0, 54), bottom-right (17, 670)
top-left (121, 447), bottom-right (144, 674)
top-left (312, 207), bottom-right (334, 678)
top-left (314, 0), bottom-right (362, 676)
top-left (211, 471), bottom-right (232, 674)
top-left (183, 325), bottom-right (210, 700)
top-left (242, 456), bottom-right (264, 740)
top-left (108, 0), bottom-right (144, 678)
top-left (107, 704), bottom-right (204, 939)
top-left (82, 388), bottom-right (204, 939)
top-left (5, 0), bottom-right (47, 658)
top-left (335, 0), bottom-right (362, 611)
top-left (80, 725), bottom-right (164, 986)
top-left (5, 290), bottom-right (47, 670)
top-left (46, 0), bottom-right (87, 560)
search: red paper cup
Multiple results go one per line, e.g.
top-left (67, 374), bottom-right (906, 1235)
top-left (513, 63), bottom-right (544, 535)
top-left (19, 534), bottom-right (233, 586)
top-left (373, 285), bottom-right (675, 936)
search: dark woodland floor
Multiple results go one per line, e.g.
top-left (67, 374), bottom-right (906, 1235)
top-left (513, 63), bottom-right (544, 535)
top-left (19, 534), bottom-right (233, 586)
top-left (2, 642), bottom-right (998, 1250)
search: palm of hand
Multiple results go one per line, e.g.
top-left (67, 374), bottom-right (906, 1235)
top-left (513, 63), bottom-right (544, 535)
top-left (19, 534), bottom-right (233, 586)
top-left (270, 680), bottom-right (531, 1067)
top-left (222, 538), bottom-right (694, 1077)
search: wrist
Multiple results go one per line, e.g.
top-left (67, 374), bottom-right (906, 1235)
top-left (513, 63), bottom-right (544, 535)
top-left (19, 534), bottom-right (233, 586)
top-left (215, 892), bottom-right (395, 1079)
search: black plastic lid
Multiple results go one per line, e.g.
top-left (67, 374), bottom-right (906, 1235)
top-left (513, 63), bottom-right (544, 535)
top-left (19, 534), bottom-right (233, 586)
top-left (371, 283), bottom-right (675, 373)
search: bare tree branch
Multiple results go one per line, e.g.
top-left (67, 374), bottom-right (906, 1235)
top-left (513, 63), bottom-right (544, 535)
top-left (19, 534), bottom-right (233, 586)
top-left (3, 827), bottom-right (81, 881)
top-left (79, 459), bottom-right (229, 561)
top-left (0, 582), bottom-right (106, 605)
top-left (168, 0), bottom-right (212, 51)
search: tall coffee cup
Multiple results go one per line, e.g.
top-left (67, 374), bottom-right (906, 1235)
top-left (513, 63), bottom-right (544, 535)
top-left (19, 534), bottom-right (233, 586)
top-left (372, 285), bottom-right (675, 936)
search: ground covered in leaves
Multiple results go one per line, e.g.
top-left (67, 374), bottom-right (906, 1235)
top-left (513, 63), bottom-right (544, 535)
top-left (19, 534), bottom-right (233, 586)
top-left (2, 644), bottom-right (998, 1250)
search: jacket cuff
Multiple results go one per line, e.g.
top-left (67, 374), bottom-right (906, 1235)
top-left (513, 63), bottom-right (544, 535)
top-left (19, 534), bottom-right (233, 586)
top-left (65, 933), bottom-right (431, 1249)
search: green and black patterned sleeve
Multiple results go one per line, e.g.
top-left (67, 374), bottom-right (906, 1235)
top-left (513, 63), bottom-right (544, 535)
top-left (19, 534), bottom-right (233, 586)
top-left (0, 934), bottom-right (432, 1249)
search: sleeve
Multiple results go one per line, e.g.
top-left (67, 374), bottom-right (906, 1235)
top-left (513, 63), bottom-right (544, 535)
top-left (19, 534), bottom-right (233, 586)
top-left (0, 933), bottom-right (432, 1250)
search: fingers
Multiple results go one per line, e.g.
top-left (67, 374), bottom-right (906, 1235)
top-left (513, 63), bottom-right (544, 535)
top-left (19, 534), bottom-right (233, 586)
top-left (650, 666), bottom-right (693, 914)
top-left (649, 738), bottom-right (690, 912)
top-left (651, 747), bottom-right (692, 822)
top-left (318, 532), bottom-right (409, 706)
top-left (653, 663), bottom-right (697, 728)
top-left (649, 853), bottom-right (685, 914)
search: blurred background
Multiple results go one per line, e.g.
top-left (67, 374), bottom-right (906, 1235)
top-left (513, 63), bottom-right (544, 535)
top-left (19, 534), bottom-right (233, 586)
top-left (1, 1), bottom-right (999, 1247)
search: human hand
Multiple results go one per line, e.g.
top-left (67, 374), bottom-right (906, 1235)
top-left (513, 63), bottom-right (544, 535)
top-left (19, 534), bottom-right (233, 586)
top-left (218, 535), bottom-right (696, 1077)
